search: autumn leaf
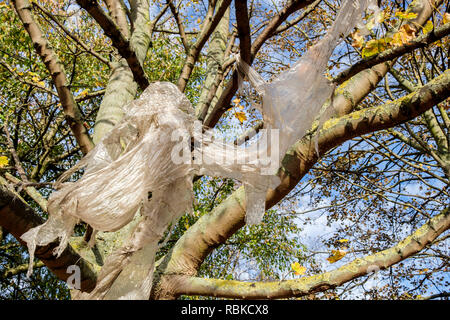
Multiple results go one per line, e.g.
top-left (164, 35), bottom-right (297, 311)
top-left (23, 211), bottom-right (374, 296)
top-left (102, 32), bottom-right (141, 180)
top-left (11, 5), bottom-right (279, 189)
top-left (351, 30), bottom-right (364, 49)
top-left (395, 11), bottom-right (418, 20)
top-left (362, 38), bottom-right (390, 58)
top-left (392, 25), bottom-right (416, 46)
top-left (234, 111), bottom-right (247, 124)
top-left (79, 89), bottom-right (89, 97)
top-left (0, 156), bottom-right (9, 168)
top-left (291, 262), bottom-right (306, 275)
top-left (443, 13), bottom-right (450, 25)
top-left (327, 249), bottom-right (347, 263)
top-left (419, 268), bottom-right (429, 274)
top-left (337, 239), bottom-right (349, 243)
top-left (423, 20), bottom-right (433, 34)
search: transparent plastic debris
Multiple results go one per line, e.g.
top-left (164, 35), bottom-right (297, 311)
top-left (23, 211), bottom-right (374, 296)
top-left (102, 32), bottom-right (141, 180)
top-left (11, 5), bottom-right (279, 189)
top-left (21, 0), bottom-right (378, 300)
top-left (238, 0), bottom-right (379, 157)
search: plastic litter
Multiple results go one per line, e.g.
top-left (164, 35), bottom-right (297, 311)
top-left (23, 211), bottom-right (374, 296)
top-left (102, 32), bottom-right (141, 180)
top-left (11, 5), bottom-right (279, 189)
top-left (21, 0), bottom-right (378, 300)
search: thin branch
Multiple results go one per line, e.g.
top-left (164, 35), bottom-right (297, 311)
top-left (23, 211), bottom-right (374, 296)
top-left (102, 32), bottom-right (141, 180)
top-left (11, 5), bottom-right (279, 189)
top-left (273, 0), bottom-right (321, 35)
top-left (168, 0), bottom-right (190, 53)
top-left (32, 1), bottom-right (111, 66)
top-left (76, 0), bottom-right (149, 90)
top-left (333, 23), bottom-right (450, 85)
top-left (176, 207), bottom-right (450, 299)
top-left (1, 261), bottom-right (45, 278)
top-left (12, 0), bottom-right (94, 155)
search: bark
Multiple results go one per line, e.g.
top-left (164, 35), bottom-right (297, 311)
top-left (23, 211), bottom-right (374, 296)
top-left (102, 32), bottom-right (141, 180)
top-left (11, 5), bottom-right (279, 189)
top-left (176, 0), bottom-right (232, 92)
top-left (195, 3), bottom-right (230, 119)
top-left (93, 0), bottom-right (151, 144)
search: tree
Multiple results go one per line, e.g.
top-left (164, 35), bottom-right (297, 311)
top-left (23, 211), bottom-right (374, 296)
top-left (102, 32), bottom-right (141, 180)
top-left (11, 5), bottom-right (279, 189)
top-left (0, 0), bottom-right (449, 300)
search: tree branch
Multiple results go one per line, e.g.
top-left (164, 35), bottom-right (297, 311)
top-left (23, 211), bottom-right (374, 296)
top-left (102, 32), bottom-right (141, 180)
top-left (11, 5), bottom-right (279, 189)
top-left (76, 0), bottom-right (149, 90)
top-left (317, 70), bottom-right (450, 155)
top-left (177, 0), bottom-right (232, 92)
top-left (12, 0), bottom-right (94, 155)
top-left (168, 0), bottom-right (190, 53)
top-left (334, 23), bottom-right (450, 85)
top-left (235, 0), bottom-right (251, 64)
top-left (204, 0), bottom-right (317, 128)
top-left (0, 186), bottom-right (97, 292)
top-left (175, 207), bottom-right (449, 299)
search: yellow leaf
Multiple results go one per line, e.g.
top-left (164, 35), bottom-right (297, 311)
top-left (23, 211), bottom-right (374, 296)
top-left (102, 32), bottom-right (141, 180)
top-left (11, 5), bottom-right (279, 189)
top-left (327, 249), bottom-right (347, 263)
top-left (362, 38), bottom-right (390, 58)
top-left (423, 20), bottom-right (433, 34)
top-left (443, 13), bottom-right (450, 25)
top-left (337, 239), bottom-right (349, 243)
top-left (234, 111), bottom-right (247, 124)
top-left (402, 24), bottom-right (416, 37)
top-left (0, 156), bottom-right (9, 168)
top-left (395, 11), bottom-right (418, 20)
top-left (291, 262), bottom-right (306, 275)
top-left (392, 25), bottom-right (416, 46)
top-left (232, 98), bottom-right (241, 105)
top-left (37, 81), bottom-right (45, 87)
top-left (79, 89), bottom-right (89, 97)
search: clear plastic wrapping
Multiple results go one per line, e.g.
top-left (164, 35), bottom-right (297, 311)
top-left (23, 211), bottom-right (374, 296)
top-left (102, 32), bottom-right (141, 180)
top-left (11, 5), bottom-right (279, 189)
top-left (21, 0), bottom-right (378, 300)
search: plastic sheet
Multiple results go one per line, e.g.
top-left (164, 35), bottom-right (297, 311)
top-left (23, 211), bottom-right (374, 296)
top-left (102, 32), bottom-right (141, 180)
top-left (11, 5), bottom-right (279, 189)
top-left (21, 0), bottom-right (378, 300)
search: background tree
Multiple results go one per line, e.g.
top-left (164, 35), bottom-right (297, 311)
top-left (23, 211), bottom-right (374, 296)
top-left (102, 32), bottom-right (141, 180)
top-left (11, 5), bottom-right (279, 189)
top-left (0, 0), bottom-right (449, 300)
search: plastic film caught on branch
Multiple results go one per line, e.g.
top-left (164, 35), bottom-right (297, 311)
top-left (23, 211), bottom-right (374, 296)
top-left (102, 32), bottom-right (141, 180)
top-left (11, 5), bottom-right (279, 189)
top-left (21, 0), bottom-right (379, 300)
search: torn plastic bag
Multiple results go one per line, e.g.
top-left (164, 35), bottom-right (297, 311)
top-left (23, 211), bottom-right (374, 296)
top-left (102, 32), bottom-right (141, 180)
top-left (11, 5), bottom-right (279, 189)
top-left (21, 0), bottom-right (379, 300)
